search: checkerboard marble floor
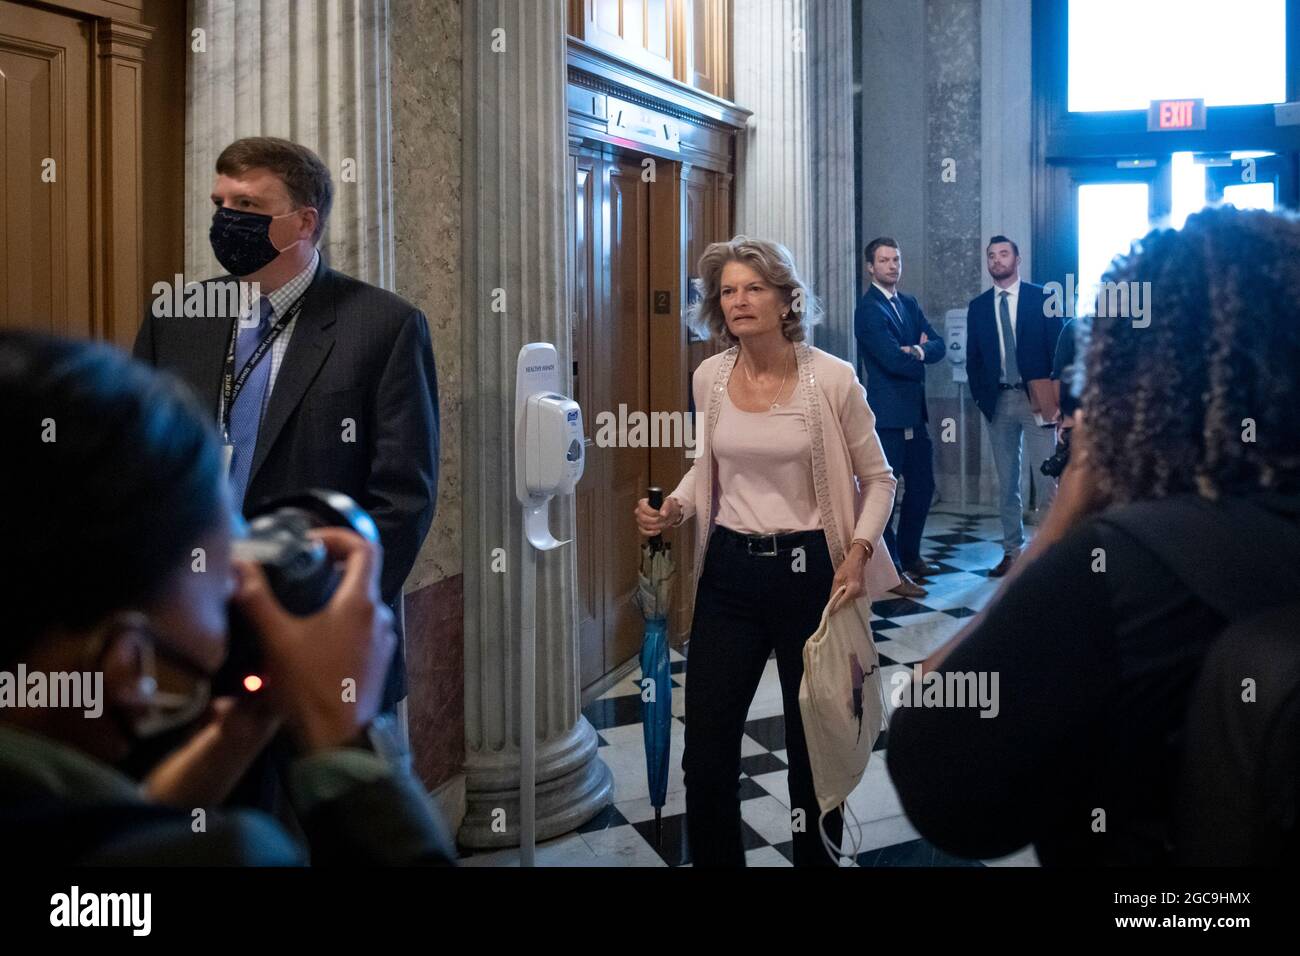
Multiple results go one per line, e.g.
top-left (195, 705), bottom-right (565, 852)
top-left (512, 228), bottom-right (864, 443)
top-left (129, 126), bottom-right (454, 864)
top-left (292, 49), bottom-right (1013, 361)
top-left (461, 509), bottom-right (1042, 868)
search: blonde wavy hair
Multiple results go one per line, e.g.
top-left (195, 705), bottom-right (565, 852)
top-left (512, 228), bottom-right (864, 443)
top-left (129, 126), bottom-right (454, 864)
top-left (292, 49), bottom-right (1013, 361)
top-left (688, 236), bottom-right (822, 345)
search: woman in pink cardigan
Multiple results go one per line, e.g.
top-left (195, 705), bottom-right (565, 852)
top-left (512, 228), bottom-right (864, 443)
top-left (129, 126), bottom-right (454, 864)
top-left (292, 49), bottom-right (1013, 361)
top-left (634, 237), bottom-right (899, 866)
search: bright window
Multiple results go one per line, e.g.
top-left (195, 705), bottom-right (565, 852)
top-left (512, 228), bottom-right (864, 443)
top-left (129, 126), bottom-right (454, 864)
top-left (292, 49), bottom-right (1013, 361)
top-left (1077, 183), bottom-right (1151, 316)
top-left (1068, 0), bottom-right (1288, 112)
top-left (1223, 182), bottom-right (1277, 210)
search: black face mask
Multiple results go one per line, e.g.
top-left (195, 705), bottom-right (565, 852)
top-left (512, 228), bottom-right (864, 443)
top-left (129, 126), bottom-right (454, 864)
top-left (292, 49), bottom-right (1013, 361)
top-left (209, 207), bottom-right (290, 277)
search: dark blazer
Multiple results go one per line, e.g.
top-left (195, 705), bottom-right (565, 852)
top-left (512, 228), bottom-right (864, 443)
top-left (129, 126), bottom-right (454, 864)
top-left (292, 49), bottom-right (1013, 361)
top-left (965, 281), bottom-right (1063, 423)
top-left (854, 285), bottom-right (945, 429)
top-left (133, 265), bottom-right (440, 609)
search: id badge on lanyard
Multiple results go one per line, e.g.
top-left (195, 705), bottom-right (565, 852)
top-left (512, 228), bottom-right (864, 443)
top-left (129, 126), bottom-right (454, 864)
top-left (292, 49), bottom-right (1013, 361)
top-left (218, 293), bottom-right (305, 476)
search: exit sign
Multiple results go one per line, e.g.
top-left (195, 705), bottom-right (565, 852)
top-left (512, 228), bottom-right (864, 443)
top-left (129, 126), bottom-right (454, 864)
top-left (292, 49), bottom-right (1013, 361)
top-left (1148, 98), bottom-right (1206, 132)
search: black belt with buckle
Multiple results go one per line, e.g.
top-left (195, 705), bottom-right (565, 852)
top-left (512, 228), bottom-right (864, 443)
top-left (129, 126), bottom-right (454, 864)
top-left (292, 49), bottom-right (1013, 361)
top-left (713, 525), bottom-right (822, 557)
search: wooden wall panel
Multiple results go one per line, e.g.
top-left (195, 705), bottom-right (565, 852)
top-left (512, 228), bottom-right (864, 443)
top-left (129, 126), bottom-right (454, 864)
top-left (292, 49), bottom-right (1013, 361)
top-left (682, 0), bottom-right (730, 99)
top-left (0, 0), bottom-right (92, 337)
top-left (576, 0), bottom-right (677, 80)
top-left (1, 0), bottom-right (160, 344)
top-left (138, 0), bottom-right (186, 319)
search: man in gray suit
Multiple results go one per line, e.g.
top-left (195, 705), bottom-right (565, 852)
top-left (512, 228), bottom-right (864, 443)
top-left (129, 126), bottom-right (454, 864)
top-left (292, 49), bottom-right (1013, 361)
top-left (134, 137), bottom-right (439, 711)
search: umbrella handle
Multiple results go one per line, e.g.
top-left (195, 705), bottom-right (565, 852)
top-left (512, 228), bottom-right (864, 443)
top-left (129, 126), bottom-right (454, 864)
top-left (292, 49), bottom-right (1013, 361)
top-left (648, 486), bottom-right (664, 551)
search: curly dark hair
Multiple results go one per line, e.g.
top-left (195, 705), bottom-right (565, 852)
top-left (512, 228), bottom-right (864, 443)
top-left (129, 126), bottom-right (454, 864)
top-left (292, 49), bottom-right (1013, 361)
top-left (1081, 205), bottom-right (1300, 503)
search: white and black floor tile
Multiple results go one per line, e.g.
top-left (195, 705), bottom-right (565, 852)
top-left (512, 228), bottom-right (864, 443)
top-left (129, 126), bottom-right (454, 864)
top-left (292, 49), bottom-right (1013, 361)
top-left (461, 509), bottom-right (1040, 868)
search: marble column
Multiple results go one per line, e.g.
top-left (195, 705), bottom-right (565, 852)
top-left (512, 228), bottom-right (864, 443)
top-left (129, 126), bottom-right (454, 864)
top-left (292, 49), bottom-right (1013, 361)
top-left (185, 0), bottom-right (396, 289)
top-left (806, 0), bottom-right (857, 363)
top-left (858, 0), bottom-right (927, 302)
top-left (458, 0), bottom-right (612, 849)
top-left (978, 0), bottom-right (1034, 509)
top-left (732, 0), bottom-right (812, 283)
top-left (980, 0), bottom-right (1032, 280)
top-left (924, 0), bottom-right (985, 508)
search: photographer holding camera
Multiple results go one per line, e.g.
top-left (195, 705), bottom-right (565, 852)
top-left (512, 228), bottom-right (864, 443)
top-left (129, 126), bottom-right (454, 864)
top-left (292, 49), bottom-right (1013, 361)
top-left (886, 208), bottom-right (1300, 865)
top-left (1039, 317), bottom-right (1079, 481)
top-left (0, 332), bottom-right (454, 865)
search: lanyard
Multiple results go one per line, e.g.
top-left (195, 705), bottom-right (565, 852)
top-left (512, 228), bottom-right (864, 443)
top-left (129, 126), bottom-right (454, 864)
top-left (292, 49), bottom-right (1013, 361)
top-left (218, 293), bottom-right (307, 440)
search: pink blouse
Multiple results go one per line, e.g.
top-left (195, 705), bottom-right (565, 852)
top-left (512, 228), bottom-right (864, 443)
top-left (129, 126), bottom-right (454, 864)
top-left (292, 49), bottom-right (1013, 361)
top-left (712, 388), bottom-right (821, 534)
top-left (668, 343), bottom-right (901, 599)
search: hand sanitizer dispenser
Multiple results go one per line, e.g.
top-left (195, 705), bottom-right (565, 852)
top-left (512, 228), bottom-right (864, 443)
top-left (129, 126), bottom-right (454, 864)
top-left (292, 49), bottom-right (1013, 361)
top-left (524, 393), bottom-right (584, 498)
top-left (515, 344), bottom-right (584, 547)
top-left (513, 343), bottom-right (584, 866)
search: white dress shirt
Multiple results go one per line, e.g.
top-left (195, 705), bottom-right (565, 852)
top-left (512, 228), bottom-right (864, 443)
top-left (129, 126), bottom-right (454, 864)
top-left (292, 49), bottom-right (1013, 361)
top-left (872, 281), bottom-right (904, 318)
top-left (992, 278), bottom-right (1021, 383)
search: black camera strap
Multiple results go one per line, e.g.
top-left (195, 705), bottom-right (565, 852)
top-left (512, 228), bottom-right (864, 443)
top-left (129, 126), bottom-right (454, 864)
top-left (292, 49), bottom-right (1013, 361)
top-left (218, 291), bottom-right (308, 441)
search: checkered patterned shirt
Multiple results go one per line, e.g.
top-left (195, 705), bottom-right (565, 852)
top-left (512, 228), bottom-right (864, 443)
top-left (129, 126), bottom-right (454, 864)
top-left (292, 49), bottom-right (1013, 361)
top-left (255, 249), bottom-right (320, 421)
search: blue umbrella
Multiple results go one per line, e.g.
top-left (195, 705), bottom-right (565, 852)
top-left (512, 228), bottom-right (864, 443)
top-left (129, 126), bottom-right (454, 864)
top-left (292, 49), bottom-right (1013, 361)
top-left (636, 487), bottom-right (676, 847)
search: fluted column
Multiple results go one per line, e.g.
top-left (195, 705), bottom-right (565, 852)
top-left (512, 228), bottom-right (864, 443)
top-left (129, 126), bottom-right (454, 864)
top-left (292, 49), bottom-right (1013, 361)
top-left (186, 0), bottom-right (396, 289)
top-left (458, 0), bottom-right (612, 849)
top-left (807, 0), bottom-right (857, 362)
top-left (732, 0), bottom-right (812, 284)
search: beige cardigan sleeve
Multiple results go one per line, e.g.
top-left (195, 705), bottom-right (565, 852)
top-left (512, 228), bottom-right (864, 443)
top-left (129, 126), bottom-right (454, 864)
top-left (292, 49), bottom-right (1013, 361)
top-left (667, 462), bottom-right (698, 523)
top-left (839, 372), bottom-right (898, 546)
top-left (666, 363), bottom-right (708, 523)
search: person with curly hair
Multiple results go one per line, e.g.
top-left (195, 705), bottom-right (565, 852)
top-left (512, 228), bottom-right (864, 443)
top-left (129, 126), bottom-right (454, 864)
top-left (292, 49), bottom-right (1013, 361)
top-left (886, 206), bottom-right (1300, 865)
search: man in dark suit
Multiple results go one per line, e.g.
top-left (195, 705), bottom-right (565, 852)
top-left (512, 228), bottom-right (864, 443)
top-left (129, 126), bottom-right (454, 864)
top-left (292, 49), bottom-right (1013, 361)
top-left (854, 237), bottom-right (946, 598)
top-left (965, 235), bottom-right (1063, 577)
top-left (134, 137), bottom-right (439, 710)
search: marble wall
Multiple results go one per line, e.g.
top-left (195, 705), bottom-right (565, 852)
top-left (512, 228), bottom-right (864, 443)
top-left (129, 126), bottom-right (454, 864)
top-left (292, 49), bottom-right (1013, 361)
top-left (391, 0), bottom-right (463, 593)
top-left (922, 0), bottom-right (987, 507)
top-left (733, 0), bottom-right (812, 276)
top-left (389, 0), bottom-right (464, 794)
top-left (807, 0), bottom-right (858, 364)
top-left (858, 0), bottom-right (1033, 508)
top-left (185, 0), bottom-right (397, 288)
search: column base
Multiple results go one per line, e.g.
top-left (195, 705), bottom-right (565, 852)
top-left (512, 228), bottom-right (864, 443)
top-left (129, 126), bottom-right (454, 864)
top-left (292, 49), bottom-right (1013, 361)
top-left (458, 716), bottom-right (613, 849)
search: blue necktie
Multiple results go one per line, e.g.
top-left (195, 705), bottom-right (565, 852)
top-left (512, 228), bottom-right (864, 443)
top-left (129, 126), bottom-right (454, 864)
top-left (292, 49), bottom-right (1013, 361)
top-left (888, 295), bottom-right (907, 338)
top-left (227, 296), bottom-right (275, 510)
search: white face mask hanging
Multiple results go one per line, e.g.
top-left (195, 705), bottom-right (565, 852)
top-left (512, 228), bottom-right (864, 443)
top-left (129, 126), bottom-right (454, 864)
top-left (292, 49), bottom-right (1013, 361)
top-left (127, 635), bottom-right (213, 740)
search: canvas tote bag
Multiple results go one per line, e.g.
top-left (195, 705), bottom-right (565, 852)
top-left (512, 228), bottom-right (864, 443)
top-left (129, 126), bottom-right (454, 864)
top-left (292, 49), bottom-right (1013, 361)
top-left (798, 585), bottom-right (888, 862)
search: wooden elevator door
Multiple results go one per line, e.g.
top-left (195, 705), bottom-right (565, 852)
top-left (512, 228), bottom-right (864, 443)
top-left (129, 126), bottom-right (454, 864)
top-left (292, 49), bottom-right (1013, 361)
top-left (570, 144), bottom-right (653, 693)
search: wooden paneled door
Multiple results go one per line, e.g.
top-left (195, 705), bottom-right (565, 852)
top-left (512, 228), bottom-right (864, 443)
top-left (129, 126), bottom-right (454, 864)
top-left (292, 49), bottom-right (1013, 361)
top-left (670, 161), bottom-right (731, 641)
top-left (1, 0), bottom-right (92, 337)
top-left (0, 0), bottom-right (152, 345)
top-left (570, 143), bottom-right (657, 693)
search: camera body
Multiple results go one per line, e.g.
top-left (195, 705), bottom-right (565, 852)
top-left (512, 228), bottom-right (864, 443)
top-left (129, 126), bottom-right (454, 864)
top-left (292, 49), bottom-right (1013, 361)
top-left (216, 489), bottom-right (379, 697)
top-left (1041, 429), bottom-right (1072, 479)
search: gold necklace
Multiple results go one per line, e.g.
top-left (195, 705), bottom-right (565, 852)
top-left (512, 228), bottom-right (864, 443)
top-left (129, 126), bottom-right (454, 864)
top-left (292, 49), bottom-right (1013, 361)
top-left (741, 347), bottom-right (793, 410)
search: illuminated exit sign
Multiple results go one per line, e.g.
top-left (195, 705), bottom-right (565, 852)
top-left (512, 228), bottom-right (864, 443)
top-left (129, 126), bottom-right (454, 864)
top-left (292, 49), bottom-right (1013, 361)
top-left (1148, 98), bottom-right (1206, 132)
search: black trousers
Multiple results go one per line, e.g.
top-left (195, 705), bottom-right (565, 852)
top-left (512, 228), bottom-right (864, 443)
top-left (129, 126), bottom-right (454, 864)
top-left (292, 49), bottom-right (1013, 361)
top-left (683, 527), bottom-right (845, 866)
top-left (876, 424), bottom-right (935, 570)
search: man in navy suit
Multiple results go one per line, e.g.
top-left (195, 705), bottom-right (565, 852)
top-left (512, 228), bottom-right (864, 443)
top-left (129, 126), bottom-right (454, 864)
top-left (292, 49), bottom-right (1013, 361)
top-left (854, 238), bottom-right (946, 598)
top-left (965, 236), bottom-right (1063, 577)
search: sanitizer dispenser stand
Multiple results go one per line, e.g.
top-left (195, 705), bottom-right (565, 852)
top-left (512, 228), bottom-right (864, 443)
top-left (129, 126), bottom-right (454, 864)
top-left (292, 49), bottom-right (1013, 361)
top-left (513, 343), bottom-right (584, 866)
